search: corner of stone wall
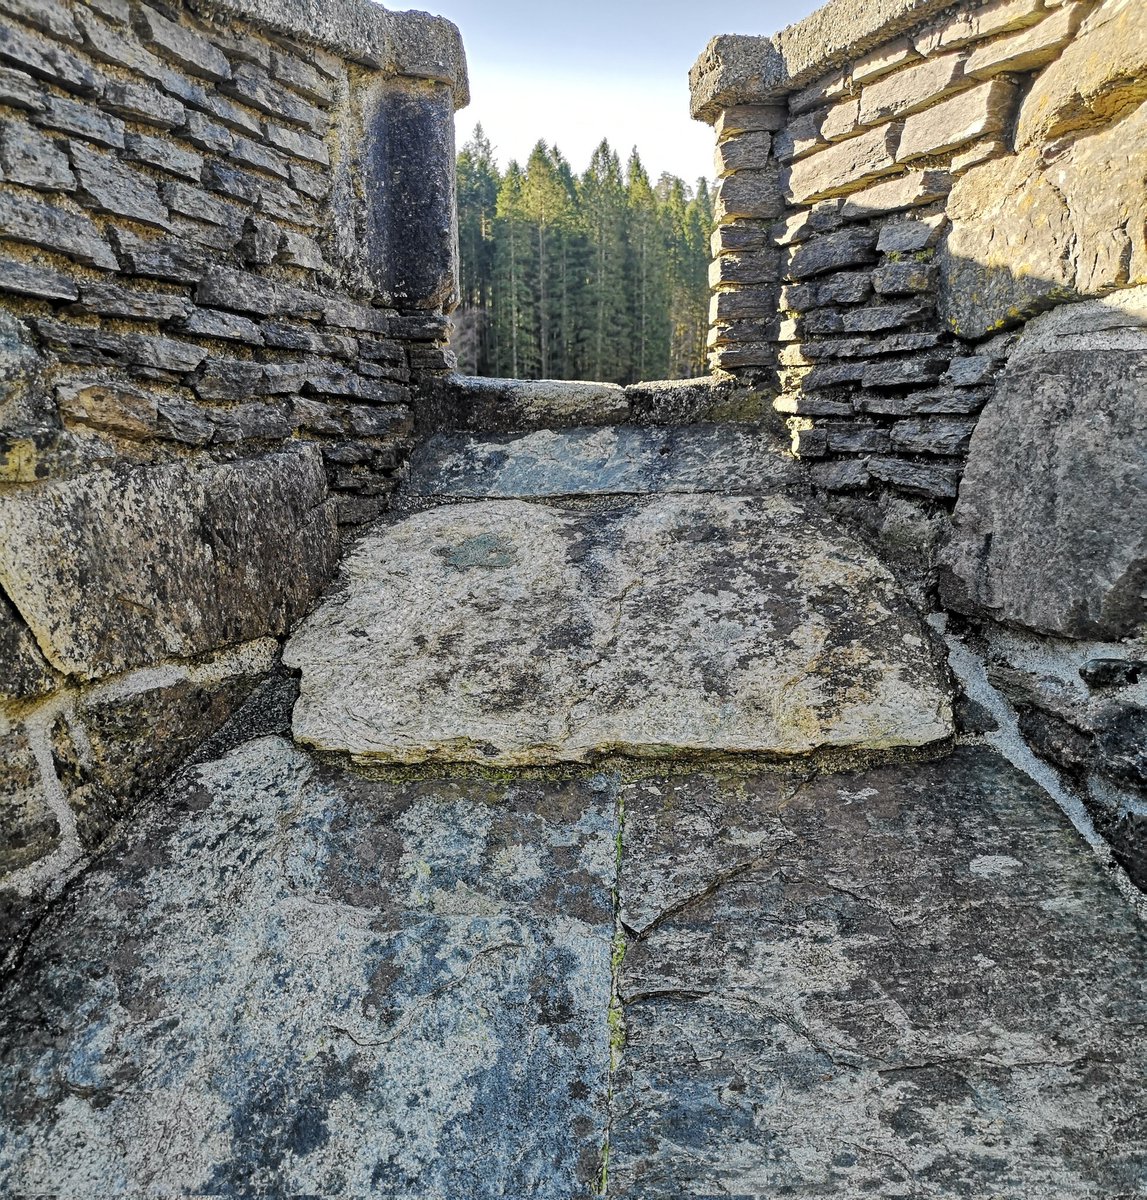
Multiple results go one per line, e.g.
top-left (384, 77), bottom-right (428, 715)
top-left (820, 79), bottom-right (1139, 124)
top-left (692, 0), bottom-right (1147, 885)
top-left (0, 0), bottom-right (468, 950)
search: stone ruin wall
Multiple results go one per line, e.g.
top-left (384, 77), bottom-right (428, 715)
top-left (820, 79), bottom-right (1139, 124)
top-left (0, 0), bottom-right (465, 947)
top-left (692, 0), bottom-right (1146, 884)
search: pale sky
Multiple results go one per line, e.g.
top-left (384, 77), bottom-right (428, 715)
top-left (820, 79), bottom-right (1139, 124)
top-left (418, 1), bottom-right (822, 186)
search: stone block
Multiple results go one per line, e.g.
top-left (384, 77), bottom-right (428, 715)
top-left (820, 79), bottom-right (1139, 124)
top-left (715, 167), bottom-right (784, 220)
top-left (196, 267), bottom-right (324, 319)
top-left (0, 65), bottom-right (42, 112)
top-left (877, 214), bottom-right (947, 253)
top-left (890, 416), bottom-right (978, 455)
top-left (826, 424), bottom-right (890, 453)
top-left (714, 104), bottom-right (788, 140)
top-left (34, 95), bottom-right (124, 148)
top-left (810, 457), bottom-right (871, 490)
top-left (76, 281), bottom-right (190, 322)
top-left (801, 330), bottom-right (944, 359)
top-left (192, 358), bottom-right (266, 401)
top-left (155, 397), bottom-right (212, 444)
top-left (858, 51), bottom-right (970, 126)
top-left (710, 287), bottom-right (776, 322)
top-left (70, 143), bottom-right (170, 229)
top-left (229, 136), bottom-right (290, 180)
top-left (773, 110), bottom-right (827, 163)
top-left (785, 123), bottom-right (904, 203)
top-left (183, 112), bottom-right (233, 154)
top-left (863, 353), bottom-right (949, 388)
top-left (874, 261), bottom-right (938, 294)
top-left (0, 718), bottom-right (58, 876)
top-left (0, 0), bottom-right (80, 44)
top-left (949, 138), bottom-right (1009, 174)
top-left (940, 294), bottom-right (1147, 638)
top-left (0, 589), bottom-right (57, 702)
top-left (803, 359), bottom-right (868, 388)
top-left (134, 5), bottom-right (230, 80)
top-left (919, 0), bottom-right (1048, 54)
top-left (175, 308), bottom-right (265, 344)
top-left (112, 229), bottom-right (207, 284)
top-left (840, 169), bottom-right (952, 219)
top-left (817, 270), bottom-right (875, 304)
top-left (867, 456), bottom-right (962, 498)
top-left (72, 7), bottom-right (167, 81)
top-left (852, 36), bottom-right (921, 84)
top-left (715, 130), bottom-right (772, 176)
top-left (270, 51), bottom-right (334, 106)
top-left (966, 4), bottom-right (1085, 79)
top-left (897, 79), bottom-right (1017, 162)
top-left (785, 228), bottom-right (878, 279)
top-left (56, 378), bottom-right (159, 440)
top-left (210, 403), bottom-right (292, 443)
top-left (941, 106), bottom-right (1147, 337)
top-left (0, 122), bottom-right (75, 191)
top-left (1017, 0), bottom-right (1147, 148)
top-left (264, 122), bottom-right (330, 167)
top-left (0, 447), bottom-right (338, 679)
top-left (788, 67), bottom-right (849, 115)
top-left (102, 80), bottom-right (185, 129)
top-left (714, 220), bottom-right (773, 253)
top-left (819, 98), bottom-right (861, 142)
top-left (124, 132), bottom-right (203, 181)
top-left (710, 251), bottom-right (779, 287)
top-left (842, 300), bottom-right (932, 332)
top-left (0, 189), bottom-right (117, 268)
top-left (0, 23), bottom-right (97, 94)
top-left (0, 260), bottom-right (77, 302)
top-left (943, 356), bottom-right (998, 386)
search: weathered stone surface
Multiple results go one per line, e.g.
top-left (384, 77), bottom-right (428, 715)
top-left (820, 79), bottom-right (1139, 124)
top-left (785, 227), bottom-right (878, 279)
top-left (425, 375), bottom-right (628, 433)
top-left (0, 447), bottom-right (338, 679)
top-left (785, 123), bottom-right (903, 204)
top-left (0, 259), bottom-right (77, 302)
top-left (942, 103), bottom-right (1147, 336)
top-left (1017, 0), bottom-right (1147, 148)
top-left (867, 455), bottom-right (962, 497)
top-left (874, 259), bottom-right (937, 294)
top-left (0, 737), bottom-right (614, 1194)
top-left (0, 188), bottom-right (117, 268)
top-left (714, 167), bottom-right (784, 220)
top-left (608, 747), bottom-right (1147, 1197)
top-left (858, 49), bottom-right (969, 125)
top-left (69, 141), bottom-right (170, 227)
top-left (135, 4), bottom-right (230, 80)
top-left (876, 213), bottom-right (946, 253)
top-left (0, 716), bottom-right (57, 876)
top-left (55, 378), bottom-right (159, 439)
top-left (286, 492), bottom-right (953, 766)
top-left (0, 589), bottom-right (56, 701)
top-left (890, 415), bottom-right (977, 455)
top-left (405, 425), bottom-right (796, 500)
top-left (840, 168), bottom-right (952, 218)
top-left (897, 78), bottom-right (1017, 162)
top-left (941, 295), bottom-right (1147, 639)
top-left (0, 121), bottom-right (74, 190)
top-left (966, 2), bottom-right (1085, 78)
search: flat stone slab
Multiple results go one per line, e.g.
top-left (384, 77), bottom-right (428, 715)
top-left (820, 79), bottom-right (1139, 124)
top-left (0, 738), bottom-right (618, 1197)
top-left (285, 493), bottom-right (954, 766)
top-left (404, 423), bottom-right (798, 499)
top-left (608, 746), bottom-right (1146, 1198)
top-left (1, 740), bottom-right (1141, 1196)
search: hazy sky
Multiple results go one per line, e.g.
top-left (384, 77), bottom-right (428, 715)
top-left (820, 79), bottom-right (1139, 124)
top-left (421, 0), bottom-right (821, 186)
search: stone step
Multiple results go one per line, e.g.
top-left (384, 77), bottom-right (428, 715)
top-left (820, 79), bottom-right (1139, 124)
top-left (285, 491), bottom-right (954, 766)
top-left (404, 422), bottom-right (799, 500)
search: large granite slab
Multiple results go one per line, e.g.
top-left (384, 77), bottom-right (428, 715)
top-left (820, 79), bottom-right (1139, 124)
top-left (608, 746), bottom-right (1147, 1198)
top-left (404, 423), bottom-right (798, 499)
top-left (0, 738), bottom-right (618, 1197)
top-left (286, 493), bottom-right (954, 766)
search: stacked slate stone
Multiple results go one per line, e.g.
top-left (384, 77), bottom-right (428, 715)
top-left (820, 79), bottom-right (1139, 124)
top-left (0, 0), bottom-right (458, 524)
top-left (701, 0), bottom-right (1138, 504)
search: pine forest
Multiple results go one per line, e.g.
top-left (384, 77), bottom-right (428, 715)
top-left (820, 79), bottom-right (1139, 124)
top-left (452, 126), bottom-right (715, 384)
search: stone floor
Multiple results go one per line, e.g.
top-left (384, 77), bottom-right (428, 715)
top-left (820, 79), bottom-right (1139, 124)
top-left (1, 420), bottom-right (1144, 1197)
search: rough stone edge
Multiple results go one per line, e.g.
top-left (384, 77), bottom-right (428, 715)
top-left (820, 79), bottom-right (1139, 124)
top-left (689, 0), bottom-right (963, 121)
top-left (186, 0), bottom-right (470, 108)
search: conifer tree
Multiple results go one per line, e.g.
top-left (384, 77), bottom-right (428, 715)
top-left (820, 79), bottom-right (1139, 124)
top-left (580, 140), bottom-right (630, 384)
top-left (454, 125), bottom-right (499, 374)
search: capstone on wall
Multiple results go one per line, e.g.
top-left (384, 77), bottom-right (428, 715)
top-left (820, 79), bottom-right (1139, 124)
top-left (691, 0), bottom-right (1146, 886)
top-left (0, 0), bottom-right (467, 953)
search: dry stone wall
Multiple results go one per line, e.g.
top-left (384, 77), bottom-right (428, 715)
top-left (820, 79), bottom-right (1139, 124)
top-left (692, 0), bottom-right (1146, 886)
top-left (0, 0), bottom-right (466, 952)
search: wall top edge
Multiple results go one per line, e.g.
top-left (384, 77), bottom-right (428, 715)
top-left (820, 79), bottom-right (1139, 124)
top-left (689, 0), bottom-right (962, 121)
top-left (184, 0), bottom-right (470, 108)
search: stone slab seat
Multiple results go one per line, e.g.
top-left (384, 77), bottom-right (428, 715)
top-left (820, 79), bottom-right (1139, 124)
top-left (285, 489), bottom-right (954, 766)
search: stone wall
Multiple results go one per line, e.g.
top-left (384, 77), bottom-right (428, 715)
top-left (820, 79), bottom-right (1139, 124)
top-left (0, 0), bottom-right (466, 952)
top-left (691, 0), bottom-right (1145, 885)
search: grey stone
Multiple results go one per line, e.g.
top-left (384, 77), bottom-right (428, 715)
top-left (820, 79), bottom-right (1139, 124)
top-left (0, 717), bottom-right (58, 876)
top-left (196, 267), bottom-right (324, 319)
top-left (816, 270), bottom-right (873, 304)
top-left (876, 215), bottom-right (946, 253)
top-left (160, 180), bottom-right (235, 226)
top-left (134, 4), bottom-right (230, 80)
top-left (176, 308), bottom-right (265, 344)
top-left (714, 104), bottom-right (788, 139)
top-left (155, 396), bottom-right (213, 444)
top-left (229, 135), bottom-right (290, 179)
top-left (70, 143), bottom-right (170, 229)
top-left (286, 492), bottom-right (952, 766)
top-left (785, 228), bottom-right (878, 279)
top-left (0, 0), bottom-right (78, 44)
top-left (121, 333), bottom-right (208, 374)
top-left (714, 129), bottom-right (772, 174)
top-left (0, 588), bottom-right (57, 701)
top-left (943, 355), bottom-right (997, 386)
top-left (0, 22), bottom-right (98, 94)
top-left (183, 111), bottom-right (233, 154)
top-left (34, 94), bottom-right (124, 148)
top-left (941, 314), bottom-right (1146, 639)
top-left (75, 281), bottom-right (191, 321)
top-left (0, 122), bottom-right (74, 191)
top-left (56, 379), bottom-right (159, 440)
top-left (890, 415), bottom-right (978, 456)
top-left (809, 457), bottom-right (870, 490)
top-left (124, 132), bottom-right (203, 181)
top-left (785, 123), bottom-right (904, 204)
top-left (276, 229), bottom-right (324, 271)
top-left (897, 79), bottom-right (1018, 163)
top-left (841, 300), bottom-right (931, 332)
top-left (0, 189), bottom-right (117, 268)
top-left (426, 376), bottom-right (628, 433)
top-left (965, 3), bottom-right (1085, 80)
top-left (867, 455), bottom-right (962, 498)
top-left (608, 747), bottom-right (1147, 1197)
top-left (714, 168), bottom-right (784, 220)
top-left (0, 64), bottom-right (42, 111)
top-left (840, 169), bottom-right (952, 219)
top-left (799, 330), bottom-right (943, 359)
top-left (264, 121), bottom-right (330, 166)
top-left (862, 353), bottom-right (949, 388)
top-left (192, 358), bottom-right (267, 401)
top-left (102, 80), bottom-right (185, 128)
top-left (0, 260), bottom-right (78, 303)
top-left (0, 447), bottom-right (338, 679)
top-left (825, 424), bottom-right (889, 453)
top-left (405, 425), bottom-right (797, 500)
top-left (270, 50), bottom-right (334, 106)
top-left (0, 736), bottom-right (612, 1193)
top-left (624, 378), bottom-right (771, 426)
top-left (1080, 659), bottom-right (1145, 689)
top-left (874, 260), bottom-right (937, 295)
top-left (710, 249), bottom-right (779, 286)
top-left (858, 49), bottom-right (969, 125)
top-left (221, 62), bottom-right (324, 132)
